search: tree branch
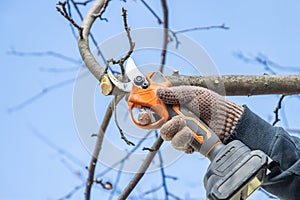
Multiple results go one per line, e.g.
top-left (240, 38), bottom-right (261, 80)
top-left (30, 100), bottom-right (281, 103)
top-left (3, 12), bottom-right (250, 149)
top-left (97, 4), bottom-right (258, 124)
top-left (56, 1), bottom-right (84, 38)
top-left (169, 24), bottom-right (229, 48)
top-left (70, 0), bottom-right (107, 62)
top-left (118, 2), bottom-right (170, 199)
top-left (159, 0), bottom-right (169, 73)
top-left (78, 0), bottom-right (107, 80)
top-left (167, 74), bottom-right (300, 96)
top-left (85, 96), bottom-right (122, 200)
top-left (272, 95), bottom-right (286, 126)
top-left (139, 0), bottom-right (163, 24)
top-left (118, 137), bottom-right (164, 200)
top-left (105, 7), bottom-right (135, 76)
top-left (78, 1), bottom-right (300, 96)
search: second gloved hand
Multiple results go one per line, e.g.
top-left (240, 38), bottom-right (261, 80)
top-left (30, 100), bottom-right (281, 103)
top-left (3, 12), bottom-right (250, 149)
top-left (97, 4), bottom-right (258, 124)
top-left (156, 86), bottom-right (244, 153)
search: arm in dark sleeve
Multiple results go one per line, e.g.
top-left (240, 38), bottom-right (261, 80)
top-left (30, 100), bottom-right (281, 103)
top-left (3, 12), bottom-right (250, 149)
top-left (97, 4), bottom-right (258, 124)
top-left (224, 106), bottom-right (300, 200)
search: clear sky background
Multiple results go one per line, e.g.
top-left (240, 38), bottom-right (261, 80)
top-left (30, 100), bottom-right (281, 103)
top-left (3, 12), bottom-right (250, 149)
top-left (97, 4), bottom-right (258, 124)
top-left (1, 0), bottom-right (300, 200)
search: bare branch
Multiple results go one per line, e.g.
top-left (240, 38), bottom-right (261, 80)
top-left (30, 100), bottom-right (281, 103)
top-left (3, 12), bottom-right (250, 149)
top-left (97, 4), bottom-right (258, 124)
top-left (166, 74), bottom-right (300, 96)
top-left (70, 0), bottom-right (107, 62)
top-left (272, 95), bottom-right (286, 126)
top-left (78, 2), bottom-right (300, 96)
top-left (59, 184), bottom-right (85, 200)
top-left (7, 49), bottom-right (81, 64)
top-left (91, 0), bottom-right (110, 22)
top-left (7, 72), bottom-right (88, 113)
top-left (85, 96), bottom-right (122, 200)
top-left (30, 126), bottom-right (85, 168)
top-left (142, 147), bottom-right (155, 152)
top-left (158, 144), bottom-right (180, 200)
top-left (142, 132), bottom-right (179, 199)
top-left (173, 24), bottom-right (229, 34)
top-left (73, 0), bottom-right (94, 6)
top-left (118, 3), bottom-right (169, 198)
top-left (114, 95), bottom-right (135, 146)
top-left (235, 52), bottom-right (300, 74)
top-left (105, 7), bottom-right (135, 75)
top-left (118, 137), bottom-right (164, 200)
top-left (159, 0), bottom-right (169, 73)
top-left (78, 0), bottom-right (110, 80)
top-left (108, 161), bottom-right (125, 200)
top-left (93, 179), bottom-right (113, 190)
top-left (170, 24), bottom-right (229, 48)
top-left (139, 0), bottom-right (163, 24)
top-left (56, 1), bottom-right (84, 38)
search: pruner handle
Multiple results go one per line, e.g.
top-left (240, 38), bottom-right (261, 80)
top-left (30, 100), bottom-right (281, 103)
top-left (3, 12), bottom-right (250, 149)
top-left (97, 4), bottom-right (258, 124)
top-left (170, 105), bottom-right (222, 159)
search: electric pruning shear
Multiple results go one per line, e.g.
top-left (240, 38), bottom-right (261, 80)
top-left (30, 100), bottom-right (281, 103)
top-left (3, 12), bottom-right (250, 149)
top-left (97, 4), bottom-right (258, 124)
top-left (101, 58), bottom-right (277, 200)
top-left (104, 58), bottom-right (220, 156)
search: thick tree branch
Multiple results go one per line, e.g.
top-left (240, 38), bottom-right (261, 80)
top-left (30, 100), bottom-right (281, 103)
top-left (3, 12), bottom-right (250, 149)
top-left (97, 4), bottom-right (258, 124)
top-left (78, 0), bottom-right (107, 80)
top-left (167, 74), bottom-right (300, 96)
top-left (78, 2), bottom-right (300, 96)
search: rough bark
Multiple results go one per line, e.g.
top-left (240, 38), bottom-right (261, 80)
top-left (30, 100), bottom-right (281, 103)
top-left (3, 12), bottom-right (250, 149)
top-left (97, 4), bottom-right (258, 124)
top-left (167, 74), bottom-right (300, 96)
top-left (78, 0), bottom-right (107, 80)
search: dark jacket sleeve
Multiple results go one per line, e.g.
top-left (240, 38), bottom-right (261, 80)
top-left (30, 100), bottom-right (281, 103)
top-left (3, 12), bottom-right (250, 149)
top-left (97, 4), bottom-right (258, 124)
top-left (225, 106), bottom-right (300, 200)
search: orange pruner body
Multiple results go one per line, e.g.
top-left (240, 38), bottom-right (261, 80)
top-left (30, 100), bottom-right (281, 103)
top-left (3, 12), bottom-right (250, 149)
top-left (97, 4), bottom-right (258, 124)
top-left (127, 72), bottom-right (172, 129)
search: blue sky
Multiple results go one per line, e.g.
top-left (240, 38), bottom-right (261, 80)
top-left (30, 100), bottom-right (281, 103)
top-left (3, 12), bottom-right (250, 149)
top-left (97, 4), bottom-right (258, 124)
top-left (1, 0), bottom-right (300, 199)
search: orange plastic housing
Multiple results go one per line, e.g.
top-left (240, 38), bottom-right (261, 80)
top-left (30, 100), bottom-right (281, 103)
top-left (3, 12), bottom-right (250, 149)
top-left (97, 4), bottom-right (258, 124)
top-left (127, 72), bottom-right (172, 129)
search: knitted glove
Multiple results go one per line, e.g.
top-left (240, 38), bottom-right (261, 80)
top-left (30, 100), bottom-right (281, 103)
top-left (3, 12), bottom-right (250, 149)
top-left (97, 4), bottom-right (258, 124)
top-left (156, 86), bottom-right (244, 153)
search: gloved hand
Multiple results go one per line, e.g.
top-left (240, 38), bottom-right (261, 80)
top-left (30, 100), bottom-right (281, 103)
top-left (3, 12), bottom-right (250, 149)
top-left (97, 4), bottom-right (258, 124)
top-left (156, 86), bottom-right (244, 153)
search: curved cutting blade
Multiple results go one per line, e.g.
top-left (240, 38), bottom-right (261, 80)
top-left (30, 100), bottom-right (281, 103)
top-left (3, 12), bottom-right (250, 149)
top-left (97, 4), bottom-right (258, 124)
top-left (125, 57), bottom-right (149, 88)
top-left (107, 70), bottom-right (132, 92)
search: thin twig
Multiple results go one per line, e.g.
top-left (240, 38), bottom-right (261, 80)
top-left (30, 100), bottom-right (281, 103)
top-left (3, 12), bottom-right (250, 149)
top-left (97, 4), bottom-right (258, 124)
top-left (142, 147), bottom-right (155, 152)
top-left (73, 0), bottom-right (94, 6)
top-left (7, 72), bottom-right (89, 113)
top-left (139, 0), bottom-right (163, 24)
top-left (235, 52), bottom-right (300, 74)
top-left (108, 161), bottom-right (125, 200)
top-left (105, 7), bottom-right (135, 75)
top-left (114, 95), bottom-right (135, 146)
top-left (159, 0), bottom-right (169, 73)
top-left (173, 24), bottom-right (229, 34)
top-left (56, 1), bottom-right (84, 39)
top-left (7, 49), bottom-right (81, 64)
top-left (93, 179), bottom-right (113, 190)
top-left (272, 95), bottom-right (286, 126)
top-left (169, 24), bottom-right (229, 48)
top-left (158, 144), bottom-right (180, 199)
top-left (59, 184), bottom-right (85, 200)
